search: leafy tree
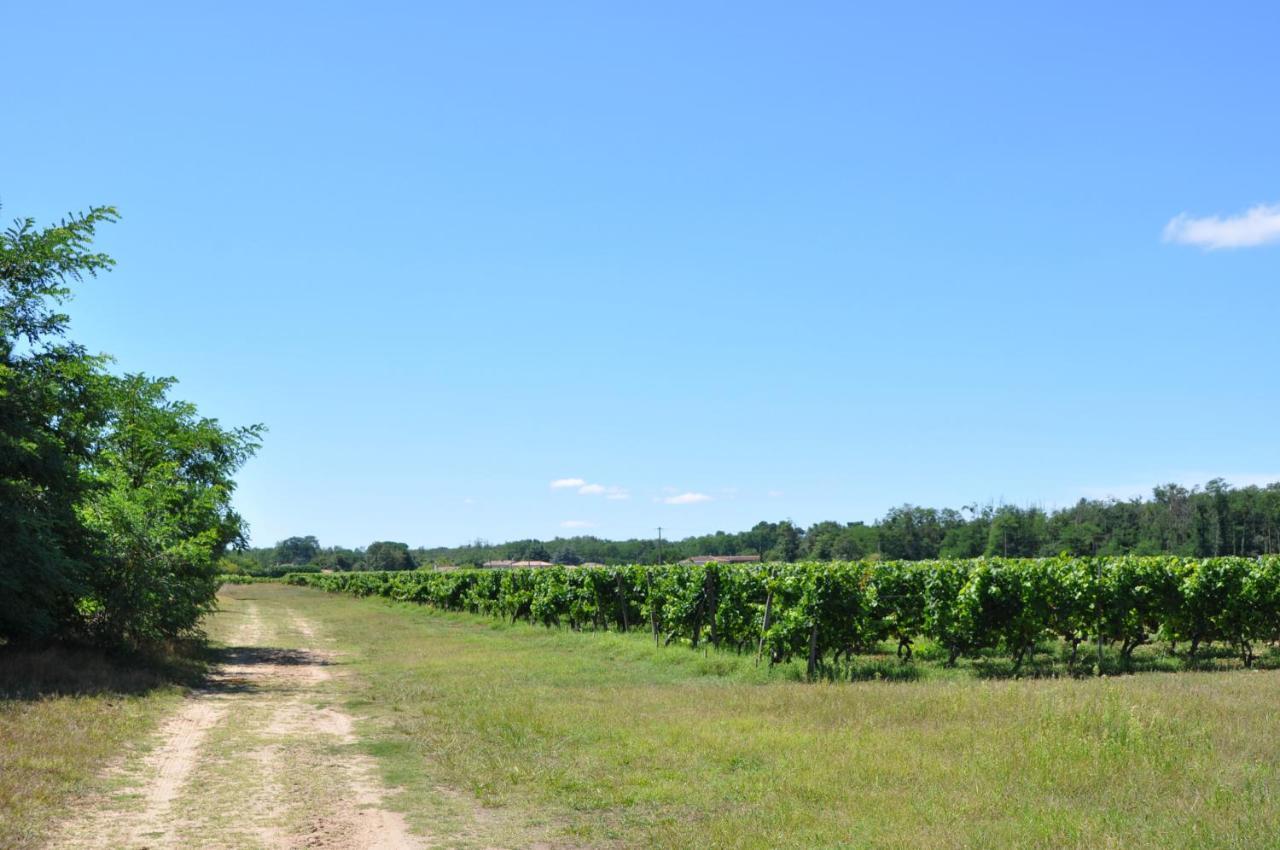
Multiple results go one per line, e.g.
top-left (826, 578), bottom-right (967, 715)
top-left (552, 546), bottom-right (582, 566)
top-left (315, 546), bottom-right (359, 571)
top-left (0, 205), bottom-right (263, 646)
top-left (744, 521), bottom-right (779, 559)
top-left (984, 505), bottom-right (1048, 558)
top-left (768, 520), bottom-right (802, 562)
top-left (938, 505), bottom-right (993, 558)
top-left (802, 521), bottom-right (846, 560)
top-left (877, 506), bottom-right (962, 560)
top-left (78, 375), bottom-right (262, 644)
top-left (274, 535), bottom-right (320, 565)
top-left (364, 540), bottom-right (415, 571)
top-left (1193, 498), bottom-right (1222, 556)
top-left (513, 541), bottom-right (551, 562)
top-left (0, 206), bottom-right (117, 643)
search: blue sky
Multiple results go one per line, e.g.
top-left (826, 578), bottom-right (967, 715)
top-left (4, 2), bottom-right (1279, 547)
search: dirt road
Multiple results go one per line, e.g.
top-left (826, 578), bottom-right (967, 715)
top-left (52, 590), bottom-right (425, 849)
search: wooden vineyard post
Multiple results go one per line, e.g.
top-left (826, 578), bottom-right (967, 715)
top-left (806, 620), bottom-right (820, 681)
top-left (615, 572), bottom-right (629, 632)
top-left (1096, 558), bottom-right (1104, 677)
top-left (690, 568), bottom-right (707, 649)
top-left (691, 598), bottom-right (703, 649)
top-left (707, 566), bottom-right (719, 649)
top-left (645, 568), bottom-right (659, 648)
top-left (756, 584), bottom-right (774, 667)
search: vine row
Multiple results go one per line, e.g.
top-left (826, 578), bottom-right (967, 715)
top-left (285, 557), bottom-right (1280, 675)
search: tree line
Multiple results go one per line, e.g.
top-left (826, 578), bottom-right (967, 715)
top-left (1, 205), bottom-right (261, 647)
top-left (225, 537), bottom-right (415, 576)
top-left (238, 479), bottom-right (1280, 574)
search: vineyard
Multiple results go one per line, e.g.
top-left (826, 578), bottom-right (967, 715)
top-left (285, 556), bottom-right (1280, 677)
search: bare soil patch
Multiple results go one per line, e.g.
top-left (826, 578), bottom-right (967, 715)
top-left (52, 598), bottom-right (425, 849)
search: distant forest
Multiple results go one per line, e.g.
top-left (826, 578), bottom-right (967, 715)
top-left (224, 479), bottom-right (1280, 575)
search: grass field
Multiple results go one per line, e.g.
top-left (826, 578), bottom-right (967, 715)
top-left (265, 583), bottom-right (1280, 849)
top-left (5, 583), bottom-right (1280, 848)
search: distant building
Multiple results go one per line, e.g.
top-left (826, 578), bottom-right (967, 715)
top-left (678, 554), bottom-right (762, 565)
top-left (483, 559), bottom-right (556, 568)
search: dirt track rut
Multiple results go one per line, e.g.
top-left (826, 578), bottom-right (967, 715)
top-left (53, 594), bottom-right (424, 849)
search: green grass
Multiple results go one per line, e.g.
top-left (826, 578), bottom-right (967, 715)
top-left (244, 583), bottom-right (1280, 849)
top-left (0, 644), bottom-right (202, 849)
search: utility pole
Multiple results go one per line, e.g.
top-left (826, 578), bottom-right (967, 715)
top-left (656, 527), bottom-right (663, 565)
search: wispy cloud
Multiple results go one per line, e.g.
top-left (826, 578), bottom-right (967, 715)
top-left (1163, 202), bottom-right (1280, 249)
top-left (575, 482), bottom-right (629, 499)
top-left (550, 477), bottom-right (586, 489)
top-left (664, 492), bottom-right (712, 505)
top-left (767, 489), bottom-right (784, 498)
top-left (560, 519), bottom-right (595, 529)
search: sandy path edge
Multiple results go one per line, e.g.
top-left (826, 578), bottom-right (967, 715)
top-left (50, 598), bottom-right (427, 850)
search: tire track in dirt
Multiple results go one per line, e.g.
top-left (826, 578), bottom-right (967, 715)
top-left (53, 606), bottom-right (261, 848)
top-left (253, 612), bottom-right (421, 850)
top-left (52, 596), bottom-right (425, 849)
top-left (124, 699), bottom-right (227, 846)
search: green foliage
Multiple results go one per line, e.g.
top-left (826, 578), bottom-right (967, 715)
top-left (77, 375), bottom-right (262, 645)
top-left (0, 205), bottom-right (261, 647)
top-left (0, 206), bottom-right (119, 643)
top-left (870, 560), bottom-right (927, 659)
top-left (984, 506), bottom-right (1050, 557)
top-left (273, 535), bottom-right (320, 566)
top-left (363, 541), bottom-right (415, 571)
top-left (218, 573), bottom-right (275, 585)
top-left (288, 556), bottom-right (1280, 675)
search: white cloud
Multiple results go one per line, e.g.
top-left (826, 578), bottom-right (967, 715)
top-left (561, 520), bottom-right (595, 529)
top-left (664, 492), bottom-right (712, 505)
top-left (576, 483), bottom-right (629, 499)
top-left (1163, 203), bottom-right (1280, 249)
top-left (550, 477), bottom-right (586, 489)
